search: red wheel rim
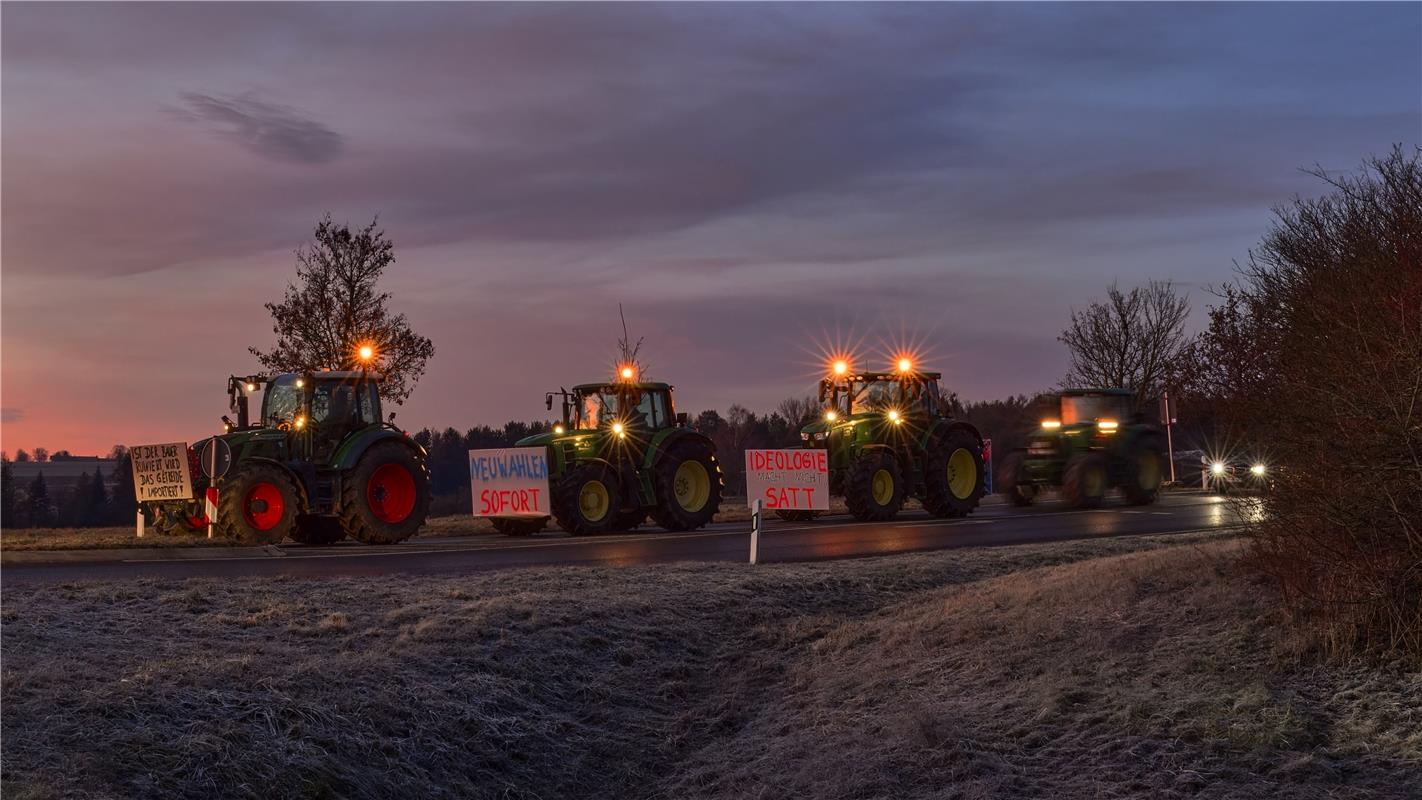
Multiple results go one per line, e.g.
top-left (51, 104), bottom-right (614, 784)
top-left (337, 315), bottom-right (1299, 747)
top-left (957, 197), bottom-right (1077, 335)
top-left (368, 463), bottom-right (416, 524)
top-left (243, 482), bottom-right (286, 531)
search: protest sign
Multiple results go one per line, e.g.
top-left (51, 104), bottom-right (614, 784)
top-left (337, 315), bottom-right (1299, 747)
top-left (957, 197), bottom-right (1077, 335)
top-left (130, 442), bottom-right (193, 502)
top-left (745, 449), bottom-right (829, 511)
top-left (469, 447), bottom-right (551, 517)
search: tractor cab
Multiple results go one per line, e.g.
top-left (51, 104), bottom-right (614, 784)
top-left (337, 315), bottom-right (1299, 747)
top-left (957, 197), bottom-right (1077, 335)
top-left (224, 371), bottom-right (388, 463)
top-left (1041, 388), bottom-right (1135, 436)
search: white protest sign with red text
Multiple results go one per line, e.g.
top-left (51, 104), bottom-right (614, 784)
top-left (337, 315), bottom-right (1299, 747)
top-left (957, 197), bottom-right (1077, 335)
top-left (469, 448), bottom-right (551, 517)
top-left (745, 449), bottom-right (829, 511)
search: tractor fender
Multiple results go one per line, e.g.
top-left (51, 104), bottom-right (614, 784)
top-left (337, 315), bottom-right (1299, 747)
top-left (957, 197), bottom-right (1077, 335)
top-left (331, 428), bottom-right (427, 471)
top-left (935, 420), bottom-right (983, 446)
top-left (641, 428), bottom-right (717, 471)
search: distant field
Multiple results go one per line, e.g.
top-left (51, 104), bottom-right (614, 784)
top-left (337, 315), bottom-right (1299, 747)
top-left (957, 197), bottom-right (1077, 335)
top-left (3, 530), bottom-right (1417, 799)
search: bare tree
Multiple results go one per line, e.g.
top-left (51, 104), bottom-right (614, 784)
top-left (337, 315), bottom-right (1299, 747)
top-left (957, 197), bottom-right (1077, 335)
top-left (1058, 280), bottom-right (1191, 406)
top-left (615, 303), bottom-right (644, 376)
top-left (776, 396), bottom-right (819, 427)
top-left (250, 214), bottom-right (435, 405)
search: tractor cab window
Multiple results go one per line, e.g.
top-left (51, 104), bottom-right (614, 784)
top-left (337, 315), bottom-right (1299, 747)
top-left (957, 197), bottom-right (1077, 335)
top-left (851, 380), bottom-right (900, 414)
top-left (311, 382), bottom-right (361, 428)
top-left (262, 375), bottom-right (303, 426)
top-left (576, 389), bottom-right (619, 430)
top-left (1061, 394), bottom-right (1129, 425)
top-left (629, 389), bottom-right (670, 429)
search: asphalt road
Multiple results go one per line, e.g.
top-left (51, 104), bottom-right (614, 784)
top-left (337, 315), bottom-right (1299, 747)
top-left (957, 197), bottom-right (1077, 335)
top-left (2, 493), bottom-right (1249, 586)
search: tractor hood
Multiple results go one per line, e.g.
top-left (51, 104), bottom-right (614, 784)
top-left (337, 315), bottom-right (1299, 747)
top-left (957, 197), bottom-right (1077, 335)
top-left (515, 430), bottom-right (599, 448)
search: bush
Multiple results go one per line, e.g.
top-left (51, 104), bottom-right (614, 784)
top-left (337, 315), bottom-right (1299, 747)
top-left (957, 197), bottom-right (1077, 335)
top-left (1202, 147), bottom-right (1422, 659)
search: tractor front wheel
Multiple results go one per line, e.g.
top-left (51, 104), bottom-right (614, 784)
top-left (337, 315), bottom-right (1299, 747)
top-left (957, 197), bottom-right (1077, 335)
top-left (1122, 439), bottom-right (1165, 505)
top-left (218, 464), bottom-right (300, 545)
top-left (553, 463), bottom-right (622, 535)
top-left (650, 441), bottom-right (724, 531)
top-left (844, 451), bottom-right (906, 522)
top-left (492, 517), bottom-right (548, 537)
top-left (340, 442), bottom-right (431, 544)
top-left (1061, 453), bottom-right (1109, 509)
top-left (922, 430), bottom-right (985, 518)
top-left (996, 451), bottom-right (1037, 507)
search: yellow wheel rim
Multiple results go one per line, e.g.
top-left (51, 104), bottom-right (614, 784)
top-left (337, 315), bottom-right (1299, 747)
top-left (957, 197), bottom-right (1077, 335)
top-left (673, 460), bottom-right (711, 512)
top-left (871, 468), bottom-right (894, 505)
top-left (947, 448), bottom-right (977, 499)
top-left (1138, 454), bottom-right (1161, 489)
top-left (579, 480), bottom-right (611, 522)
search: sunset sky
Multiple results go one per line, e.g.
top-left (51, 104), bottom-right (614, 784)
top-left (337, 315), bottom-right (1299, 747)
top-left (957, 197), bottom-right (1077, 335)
top-left (3, 2), bottom-right (1419, 455)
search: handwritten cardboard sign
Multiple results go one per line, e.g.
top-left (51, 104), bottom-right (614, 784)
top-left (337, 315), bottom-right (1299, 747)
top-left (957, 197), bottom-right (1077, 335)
top-left (130, 442), bottom-right (193, 502)
top-left (469, 447), bottom-right (551, 517)
top-left (745, 449), bottom-right (829, 511)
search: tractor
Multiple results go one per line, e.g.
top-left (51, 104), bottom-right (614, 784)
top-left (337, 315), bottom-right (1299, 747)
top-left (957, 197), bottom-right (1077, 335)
top-left (145, 369), bottom-right (431, 545)
top-left (995, 388), bottom-right (1165, 508)
top-left (782, 358), bottom-right (986, 522)
top-left (490, 368), bottom-right (724, 536)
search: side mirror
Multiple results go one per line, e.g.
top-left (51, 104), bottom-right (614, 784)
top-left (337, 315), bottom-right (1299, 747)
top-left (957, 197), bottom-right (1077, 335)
top-left (676, 412), bottom-right (689, 426)
top-left (817, 380), bottom-right (828, 403)
top-left (387, 411), bottom-right (397, 425)
top-left (546, 393), bottom-right (554, 411)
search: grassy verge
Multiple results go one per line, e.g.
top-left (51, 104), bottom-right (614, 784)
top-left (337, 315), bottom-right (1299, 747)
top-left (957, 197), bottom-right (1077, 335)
top-left (0, 498), bottom-right (843, 551)
top-left (3, 531), bottom-right (1416, 799)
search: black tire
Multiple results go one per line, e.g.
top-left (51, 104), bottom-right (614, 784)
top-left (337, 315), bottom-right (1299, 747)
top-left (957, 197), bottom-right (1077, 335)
top-left (553, 463), bottom-right (622, 535)
top-left (996, 451), bottom-right (1037, 507)
top-left (218, 462), bottom-right (301, 545)
top-left (1122, 438), bottom-right (1165, 505)
top-left (1061, 452), bottom-right (1109, 509)
top-left (492, 516), bottom-right (548, 536)
top-left (922, 429), bottom-right (985, 518)
top-left (650, 440), bottom-right (724, 531)
top-left (774, 509), bottom-right (820, 522)
top-left (844, 450), bottom-right (906, 522)
top-left (290, 515), bottom-right (346, 545)
top-left (340, 441), bottom-right (431, 544)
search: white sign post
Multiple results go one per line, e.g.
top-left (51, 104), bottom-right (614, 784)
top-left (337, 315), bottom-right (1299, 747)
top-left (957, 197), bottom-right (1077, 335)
top-left (750, 498), bottom-right (763, 564)
top-left (468, 448), bottom-right (552, 518)
top-left (745, 449), bottom-right (830, 514)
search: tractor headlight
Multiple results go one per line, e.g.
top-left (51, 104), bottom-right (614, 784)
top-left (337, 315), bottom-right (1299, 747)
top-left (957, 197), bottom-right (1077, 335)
top-left (800, 432), bottom-right (811, 441)
top-left (554, 425), bottom-right (565, 435)
top-left (887, 410), bottom-right (901, 425)
top-left (813, 431), bottom-right (827, 442)
top-left (1250, 464), bottom-right (1266, 476)
top-left (1210, 462), bottom-right (1225, 476)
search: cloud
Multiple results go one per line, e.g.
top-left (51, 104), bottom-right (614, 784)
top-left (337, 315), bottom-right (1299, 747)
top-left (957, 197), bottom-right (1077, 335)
top-left (2, 408), bottom-right (24, 424)
top-left (172, 92), bottom-right (344, 164)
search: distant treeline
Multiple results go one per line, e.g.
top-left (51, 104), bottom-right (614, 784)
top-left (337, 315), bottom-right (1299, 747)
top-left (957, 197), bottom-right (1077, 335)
top-left (2, 448), bottom-right (138, 529)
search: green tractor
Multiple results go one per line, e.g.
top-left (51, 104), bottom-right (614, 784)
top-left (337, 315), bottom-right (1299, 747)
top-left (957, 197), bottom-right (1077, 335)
top-left (490, 370), bottom-right (724, 536)
top-left (145, 370), bottom-right (431, 545)
top-left (995, 388), bottom-right (1165, 508)
top-left (783, 360), bottom-right (986, 522)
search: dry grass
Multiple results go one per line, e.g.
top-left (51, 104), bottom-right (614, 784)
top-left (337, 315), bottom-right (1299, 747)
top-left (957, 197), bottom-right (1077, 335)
top-left (0, 526), bottom-right (245, 551)
top-left (3, 532), bottom-right (1417, 800)
top-left (0, 498), bottom-right (838, 550)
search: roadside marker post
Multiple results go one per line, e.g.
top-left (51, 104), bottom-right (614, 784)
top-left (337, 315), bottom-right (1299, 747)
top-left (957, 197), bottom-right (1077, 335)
top-left (750, 499), bottom-right (762, 565)
top-left (136, 507), bottom-right (144, 538)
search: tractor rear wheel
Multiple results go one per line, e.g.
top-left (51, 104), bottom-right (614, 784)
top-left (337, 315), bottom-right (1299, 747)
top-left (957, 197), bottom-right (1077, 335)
top-left (996, 451), bottom-right (1037, 507)
top-left (651, 440), bottom-right (724, 531)
top-left (844, 451), bottom-right (905, 522)
top-left (553, 463), bottom-right (622, 535)
top-left (1061, 452), bottom-right (1109, 509)
top-left (922, 430), bottom-right (984, 518)
top-left (340, 442), bottom-right (431, 544)
top-left (1122, 439), bottom-right (1165, 505)
top-left (492, 517), bottom-right (548, 536)
top-left (290, 515), bottom-right (346, 545)
top-left (218, 463), bottom-right (300, 545)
